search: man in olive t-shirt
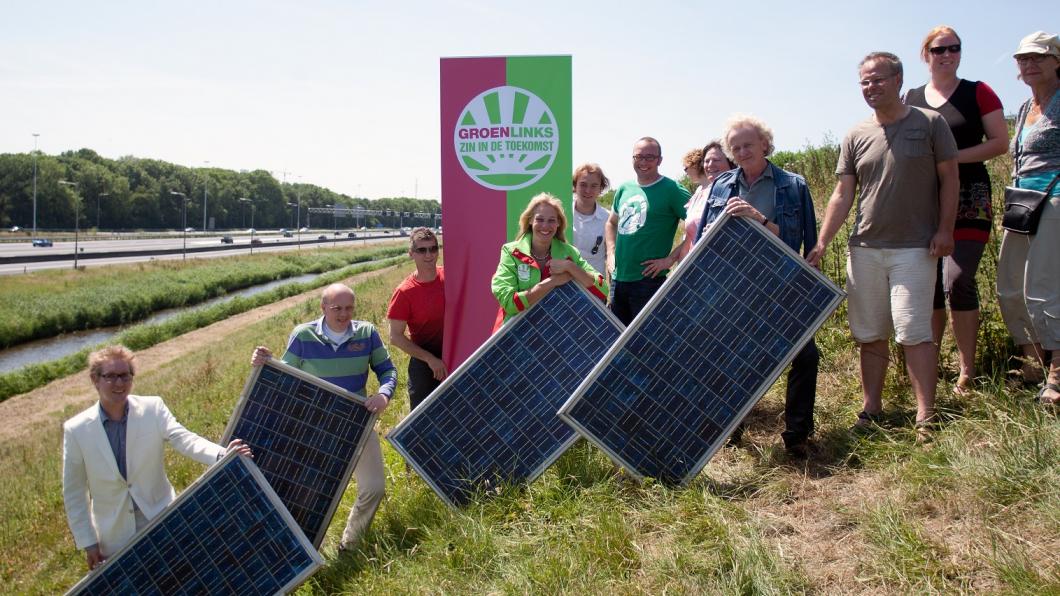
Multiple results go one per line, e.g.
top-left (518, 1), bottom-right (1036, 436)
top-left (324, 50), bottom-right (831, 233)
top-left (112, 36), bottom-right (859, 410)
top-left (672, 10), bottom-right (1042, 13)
top-left (808, 52), bottom-right (958, 436)
top-left (604, 136), bottom-right (689, 326)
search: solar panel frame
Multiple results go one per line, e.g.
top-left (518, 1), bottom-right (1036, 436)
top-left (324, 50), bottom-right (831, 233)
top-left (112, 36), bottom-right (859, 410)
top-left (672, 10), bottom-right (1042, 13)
top-left (387, 281), bottom-right (624, 508)
top-left (221, 358), bottom-right (378, 548)
top-left (66, 452), bottom-right (323, 596)
top-left (558, 212), bottom-right (845, 485)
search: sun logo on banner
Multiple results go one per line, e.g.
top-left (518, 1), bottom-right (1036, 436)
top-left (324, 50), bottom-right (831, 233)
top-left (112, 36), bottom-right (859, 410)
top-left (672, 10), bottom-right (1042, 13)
top-left (454, 86), bottom-right (559, 191)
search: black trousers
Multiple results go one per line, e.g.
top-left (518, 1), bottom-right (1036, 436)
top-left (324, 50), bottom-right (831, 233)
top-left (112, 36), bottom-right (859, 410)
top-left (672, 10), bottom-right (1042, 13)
top-left (781, 338), bottom-right (819, 447)
top-left (407, 356), bottom-right (442, 412)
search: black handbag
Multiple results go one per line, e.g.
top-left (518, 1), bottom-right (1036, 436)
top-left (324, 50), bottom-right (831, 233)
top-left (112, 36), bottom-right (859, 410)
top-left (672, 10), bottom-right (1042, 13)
top-left (1002, 173), bottom-right (1059, 235)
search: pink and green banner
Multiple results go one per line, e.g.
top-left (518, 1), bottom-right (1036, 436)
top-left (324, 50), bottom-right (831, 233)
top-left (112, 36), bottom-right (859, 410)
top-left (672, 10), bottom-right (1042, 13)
top-left (441, 55), bottom-right (572, 368)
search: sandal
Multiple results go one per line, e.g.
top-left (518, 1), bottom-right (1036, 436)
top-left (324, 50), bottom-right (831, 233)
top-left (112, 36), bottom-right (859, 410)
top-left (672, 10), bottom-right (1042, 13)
top-left (851, 410), bottom-right (883, 434)
top-left (914, 418), bottom-right (937, 444)
top-left (1037, 382), bottom-right (1060, 406)
top-left (952, 375), bottom-right (973, 397)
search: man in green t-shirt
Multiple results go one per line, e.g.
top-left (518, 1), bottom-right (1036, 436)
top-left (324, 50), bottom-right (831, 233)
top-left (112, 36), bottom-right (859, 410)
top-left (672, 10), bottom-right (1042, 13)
top-left (604, 136), bottom-right (689, 325)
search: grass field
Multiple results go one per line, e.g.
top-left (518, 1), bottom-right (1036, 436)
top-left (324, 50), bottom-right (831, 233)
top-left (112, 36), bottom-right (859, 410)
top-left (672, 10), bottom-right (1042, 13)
top-left (0, 250), bottom-right (407, 402)
top-left (0, 243), bottom-right (406, 348)
top-left (2, 145), bottom-right (1057, 594)
top-left (2, 257), bottom-right (1056, 594)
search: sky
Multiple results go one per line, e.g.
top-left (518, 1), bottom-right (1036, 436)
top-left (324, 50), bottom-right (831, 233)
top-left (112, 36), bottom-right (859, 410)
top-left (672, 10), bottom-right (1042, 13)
top-left (1, 0), bottom-right (1053, 201)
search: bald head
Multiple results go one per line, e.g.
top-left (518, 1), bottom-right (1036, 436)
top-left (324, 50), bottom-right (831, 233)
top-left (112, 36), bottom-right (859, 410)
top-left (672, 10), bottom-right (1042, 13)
top-left (321, 283), bottom-right (355, 305)
top-left (320, 283), bottom-right (356, 332)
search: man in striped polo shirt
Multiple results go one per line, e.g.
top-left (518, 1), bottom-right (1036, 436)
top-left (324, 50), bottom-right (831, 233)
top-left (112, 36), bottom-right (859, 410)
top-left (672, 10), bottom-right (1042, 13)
top-left (251, 282), bottom-right (397, 551)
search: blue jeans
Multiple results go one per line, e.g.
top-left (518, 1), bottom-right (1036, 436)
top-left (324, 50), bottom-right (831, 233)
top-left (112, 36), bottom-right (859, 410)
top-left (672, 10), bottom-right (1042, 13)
top-left (609, 277), bottom-right (666, 326)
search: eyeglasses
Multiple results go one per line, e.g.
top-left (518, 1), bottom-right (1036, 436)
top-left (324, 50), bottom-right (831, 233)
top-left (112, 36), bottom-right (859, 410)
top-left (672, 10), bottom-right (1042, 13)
top-left (1015, 53), bottom-right (1051, 64)
top-left (632, 154), bottom-right (659, 162)
top-left (928, 44), bottom-right (961, 55)
top-left (413, 245), bottom-right (439, 254)
top-left (327, 305), bottom-right (354, 313)
top-left (100, 372), bottom-right (134, 383)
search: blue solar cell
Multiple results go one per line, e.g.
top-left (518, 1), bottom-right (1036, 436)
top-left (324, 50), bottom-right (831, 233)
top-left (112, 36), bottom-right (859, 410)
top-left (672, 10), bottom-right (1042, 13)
top-left (66, 454), bottom-right (322, 596)
top-left (387, 281), bottom-right (623, 507)
top-left (221, 359), bottom-right (377, 548)
top-left (559, 213), bottom-right (844, 484)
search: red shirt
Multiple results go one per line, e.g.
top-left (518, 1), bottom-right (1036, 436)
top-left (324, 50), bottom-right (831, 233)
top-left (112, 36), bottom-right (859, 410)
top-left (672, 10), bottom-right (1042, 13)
top-left (386, 267), bottom-right (445, 356)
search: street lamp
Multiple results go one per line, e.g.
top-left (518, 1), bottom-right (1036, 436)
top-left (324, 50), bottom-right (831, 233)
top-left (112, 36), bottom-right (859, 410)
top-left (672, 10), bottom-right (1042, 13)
top-left (170, 191), bottom-right (191, 261)
top-left (239, 197), bottom-right (255, 254)
top-left (96, 192), bottom-right (109, 230)
top-left (287, 201), bottom-right (300, 250)
top-left (58, 180), bottom-right (80, 269)
top-left (202, 161), bottom-right (210, 232)
top-left (31, 133), bottom-right (39, 239)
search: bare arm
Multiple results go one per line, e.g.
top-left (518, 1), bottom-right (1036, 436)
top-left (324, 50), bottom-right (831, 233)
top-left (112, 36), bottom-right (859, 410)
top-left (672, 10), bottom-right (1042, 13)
top-left (604, 211), bottom-right (618, 276)
top-left (807, 174), bottom-right (857, 267)
top-left (388, 319), bottom-right (447, 381)
top-left (930, 158), bottom-right (959, 257)
top-left (957, 109), bottom-right (1009, 164)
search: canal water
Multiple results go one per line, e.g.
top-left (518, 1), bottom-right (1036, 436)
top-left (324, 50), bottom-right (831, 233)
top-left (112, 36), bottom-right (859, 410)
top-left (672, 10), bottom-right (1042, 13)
top-left (0, 272), bottom-right (321, 374)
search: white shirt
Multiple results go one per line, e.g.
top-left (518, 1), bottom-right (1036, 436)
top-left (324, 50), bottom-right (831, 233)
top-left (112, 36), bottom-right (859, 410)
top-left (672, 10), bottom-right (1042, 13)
top-left (572, 202), bottom-right (610, 275)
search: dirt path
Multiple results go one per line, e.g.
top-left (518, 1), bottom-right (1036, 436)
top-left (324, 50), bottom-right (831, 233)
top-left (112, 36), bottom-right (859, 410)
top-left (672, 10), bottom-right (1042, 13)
top-left (0, 266), bottom-right (397, 443)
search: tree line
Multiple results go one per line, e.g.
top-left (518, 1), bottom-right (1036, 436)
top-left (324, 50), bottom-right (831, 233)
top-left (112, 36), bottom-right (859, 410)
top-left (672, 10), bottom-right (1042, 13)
top-left (0, 149), bottom-right (441, 232)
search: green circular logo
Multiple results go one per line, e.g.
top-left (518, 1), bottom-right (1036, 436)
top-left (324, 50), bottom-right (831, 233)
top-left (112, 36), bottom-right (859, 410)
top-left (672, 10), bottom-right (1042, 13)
top-left (454, 86), bottom-right (558, 191)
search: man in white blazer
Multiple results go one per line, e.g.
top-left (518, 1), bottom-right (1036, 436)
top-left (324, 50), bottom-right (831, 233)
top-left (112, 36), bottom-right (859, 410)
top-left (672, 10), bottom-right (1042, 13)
top-left (62, 345), bottom-right (250, 569)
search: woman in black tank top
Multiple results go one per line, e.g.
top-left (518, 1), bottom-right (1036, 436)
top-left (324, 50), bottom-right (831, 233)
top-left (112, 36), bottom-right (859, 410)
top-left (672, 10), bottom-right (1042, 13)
top-left (905, 25), bottom-right (1009, 394)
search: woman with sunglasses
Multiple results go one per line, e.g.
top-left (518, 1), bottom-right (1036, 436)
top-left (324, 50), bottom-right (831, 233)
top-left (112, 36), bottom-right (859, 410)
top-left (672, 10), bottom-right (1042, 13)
top-left (905, 25), bottom-right (1008, 395)
top-left (997, 31), bottom-right (1060, 405)
top-left (491, 193), bottom-right (607, 330)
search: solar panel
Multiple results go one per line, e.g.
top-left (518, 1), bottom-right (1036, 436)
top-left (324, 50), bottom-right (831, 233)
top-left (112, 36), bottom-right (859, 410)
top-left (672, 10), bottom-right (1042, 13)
top-left (558, 212), bottom-right (844, 485)
top-left (387, 281), bottom-right (623, 507)
top-left (221, 358), bottom-right (378, 548)
top-left (66, 453), bottom-right (322, 596)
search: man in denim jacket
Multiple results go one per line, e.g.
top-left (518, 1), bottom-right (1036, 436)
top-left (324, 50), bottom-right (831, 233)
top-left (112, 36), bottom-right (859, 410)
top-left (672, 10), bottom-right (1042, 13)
top-left (695, 114), bottom-right (819, 458)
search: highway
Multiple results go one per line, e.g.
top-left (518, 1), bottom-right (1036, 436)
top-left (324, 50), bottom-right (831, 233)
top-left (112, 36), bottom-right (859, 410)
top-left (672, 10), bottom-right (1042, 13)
top-left (0, 231), bottom-right (407, 275)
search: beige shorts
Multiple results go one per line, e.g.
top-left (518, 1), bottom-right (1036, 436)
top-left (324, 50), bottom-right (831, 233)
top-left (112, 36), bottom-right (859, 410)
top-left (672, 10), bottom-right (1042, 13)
top-left (846, 246), bottom-right (935, 345)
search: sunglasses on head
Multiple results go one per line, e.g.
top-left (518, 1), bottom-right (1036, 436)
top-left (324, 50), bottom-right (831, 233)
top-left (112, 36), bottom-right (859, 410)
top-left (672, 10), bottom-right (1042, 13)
top-left (928, 44), bottom-right (961, 55)
top-left (413, 245), bottom-right (439, 254)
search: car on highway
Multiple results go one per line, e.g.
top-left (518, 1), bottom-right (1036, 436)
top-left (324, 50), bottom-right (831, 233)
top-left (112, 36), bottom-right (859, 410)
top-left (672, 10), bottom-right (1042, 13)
top-left (185, 227), bottom-right (195, 232)
top-left (347, 232), bottom-right (357, 238)
top-left (10, 226), bottom-right (20, 232)
top-left (220, 235), bottom-right (234, 244)
top-left (250, 238), bottom-right (263, 245)
top-left (281, 229), bottom-right (293, 238)
top-left (31, 238), bottom-right (53, 247)
top-left (317, 235), bottom-right (328, 241)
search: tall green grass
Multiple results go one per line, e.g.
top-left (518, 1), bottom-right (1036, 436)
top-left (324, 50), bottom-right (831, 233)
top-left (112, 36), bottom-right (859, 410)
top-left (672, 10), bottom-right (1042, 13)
top-left (0, 244), bottom-right (407, 348)
top-left (0, 254), bottom-right (406, 402)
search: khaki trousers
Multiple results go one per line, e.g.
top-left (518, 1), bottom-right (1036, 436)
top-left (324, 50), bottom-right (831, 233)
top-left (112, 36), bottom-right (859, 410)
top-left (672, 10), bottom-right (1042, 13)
top-left (340, 429), bottom-right (386, 546)
top-left (997, 195), bottom-right (1060, 351)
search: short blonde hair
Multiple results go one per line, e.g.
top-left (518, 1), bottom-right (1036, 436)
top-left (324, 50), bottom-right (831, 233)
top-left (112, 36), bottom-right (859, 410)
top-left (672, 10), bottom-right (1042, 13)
top-left (571, 163), bottom-right (610, 192)
top-left (921, 25), bottom-right (961, 62)
top-left (88, 345), bottom-right (136, 380)
top-left (722, 114), bottom-right (775, 158)
top-left (517, 193), bottom-right (567, 243)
